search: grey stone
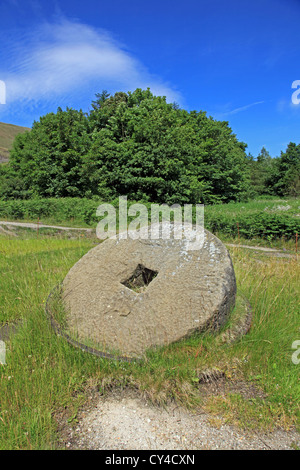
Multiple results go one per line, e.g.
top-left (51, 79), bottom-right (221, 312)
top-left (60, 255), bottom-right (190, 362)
top-left (62, 224), bottom-right (236, 357)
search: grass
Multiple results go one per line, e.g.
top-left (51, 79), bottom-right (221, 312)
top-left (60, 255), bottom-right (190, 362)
top-left (0, 224), bottom-right (299, 449)
top-left (205, 196), bottom-right (300, 218)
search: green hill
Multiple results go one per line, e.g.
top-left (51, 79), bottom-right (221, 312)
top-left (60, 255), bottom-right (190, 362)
top-left (0, 121), bottom-right (31, 163)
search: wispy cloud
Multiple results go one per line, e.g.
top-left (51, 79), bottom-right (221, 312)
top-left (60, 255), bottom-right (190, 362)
top-left (216, 100), bottom-right (265, 118)
top-left (1, 18), bottom-right (183, 109)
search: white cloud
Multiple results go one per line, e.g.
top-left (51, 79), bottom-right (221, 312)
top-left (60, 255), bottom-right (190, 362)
top-left (2, 18), bottom-right (183, 108)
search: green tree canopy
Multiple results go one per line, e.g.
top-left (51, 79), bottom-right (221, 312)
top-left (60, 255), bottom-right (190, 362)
top-left (266, 143), bottom-right (300, 197)
top-left (9, 107), bottom-right (90, 198)
top-left (4, 88), bottom-right (251, 203)
top-left (84, 88), bottom-right (250, 203)
top-left (247, 147), bottom-right (274, 195)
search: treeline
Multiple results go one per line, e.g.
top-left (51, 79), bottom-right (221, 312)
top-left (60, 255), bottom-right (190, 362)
top-left (247, 145), bottom-right (300, 197)
top-left (0, 88), bottom-right (299, 204)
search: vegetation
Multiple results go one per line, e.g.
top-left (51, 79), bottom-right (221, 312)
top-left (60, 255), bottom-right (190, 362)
top-left (247, 143), bottom-right (300, 198)
top-left (0, 230), bottom-right (299, 449)
top-left (247, 147), bottom-right (274, 196)
top-left (266, 143), bottom-right (300, 197)
top-left (0, 89), bottom-right (299, 204)
top-left (1, 89), bottom-right (251, 204)
top-left (0, 122), bottom-right (30, 163)
top-left (0, 196), bottom-right (299, 242)
top-left (204, 198), bottom-right (300, 241)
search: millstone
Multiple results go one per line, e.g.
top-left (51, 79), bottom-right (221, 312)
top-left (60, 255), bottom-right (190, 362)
top-left (62, 225), bottom-right (236, 357)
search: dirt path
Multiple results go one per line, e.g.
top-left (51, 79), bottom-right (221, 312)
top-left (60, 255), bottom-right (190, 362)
top-left (225, 243), bottom-right (296, 258)
top-left (0, 221), bottom-right (297, 258)
top-left (0, 220), bottom-right (93, 232)
top-left (63, 392), bottom-right (299, 450)
top-left (225, 243), bottom-right (281, 252)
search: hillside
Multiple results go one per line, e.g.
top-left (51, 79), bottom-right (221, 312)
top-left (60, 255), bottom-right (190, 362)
top-left (0, 122), bottom-right (31, 163)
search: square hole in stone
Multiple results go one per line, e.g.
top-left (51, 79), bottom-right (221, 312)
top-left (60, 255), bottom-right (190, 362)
top-left (121, 264), bottom-right (158, 293)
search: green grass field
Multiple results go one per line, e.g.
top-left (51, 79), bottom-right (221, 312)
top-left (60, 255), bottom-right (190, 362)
top-left (0, 226), bottom-right (299, 449)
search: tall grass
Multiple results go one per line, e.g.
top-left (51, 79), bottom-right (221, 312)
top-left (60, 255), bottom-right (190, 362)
top-left (0, 231), bottom-right (299, 449)
top-left (217, 247), bottom-right (300, 429)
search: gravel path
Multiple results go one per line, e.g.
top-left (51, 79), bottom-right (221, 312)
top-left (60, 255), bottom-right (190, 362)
top-left (65, 394), bottom-right (299, 451)
top-left (0, 221), bottom-right (93, 232)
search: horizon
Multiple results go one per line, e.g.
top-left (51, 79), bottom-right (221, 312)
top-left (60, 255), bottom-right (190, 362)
top-left (0, 0), bottom-right (299, 159)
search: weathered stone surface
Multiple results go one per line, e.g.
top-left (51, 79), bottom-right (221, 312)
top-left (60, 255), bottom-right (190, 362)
top-left (62, 225), bottom-right (236, 357)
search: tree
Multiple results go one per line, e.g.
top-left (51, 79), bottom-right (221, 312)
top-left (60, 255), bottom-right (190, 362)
top-left (84, 89), bottom-right (250, 204)
top-left (5, 88), bottom-right (252, 204)
top-left (91, 90), bottom-right (110, 110)
top-left (266, 143), bottom-right (300, 196)
top-left (9, 108), bottom-right (91, 197)
top-left (248, 147), bottom-right (274, 195)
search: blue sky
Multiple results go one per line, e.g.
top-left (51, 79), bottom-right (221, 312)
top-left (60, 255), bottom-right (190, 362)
top-left (0, 0), bottom-right (299, 158)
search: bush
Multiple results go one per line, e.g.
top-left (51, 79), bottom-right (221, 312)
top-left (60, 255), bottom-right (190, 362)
top-left (204, 211), bottom-right (300, 240)
top-left (0, 197), bottom-right (299, 240)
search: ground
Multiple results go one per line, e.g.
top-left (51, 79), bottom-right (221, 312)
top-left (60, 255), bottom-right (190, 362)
top-left (57, 389), bottom-right (300, 450)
